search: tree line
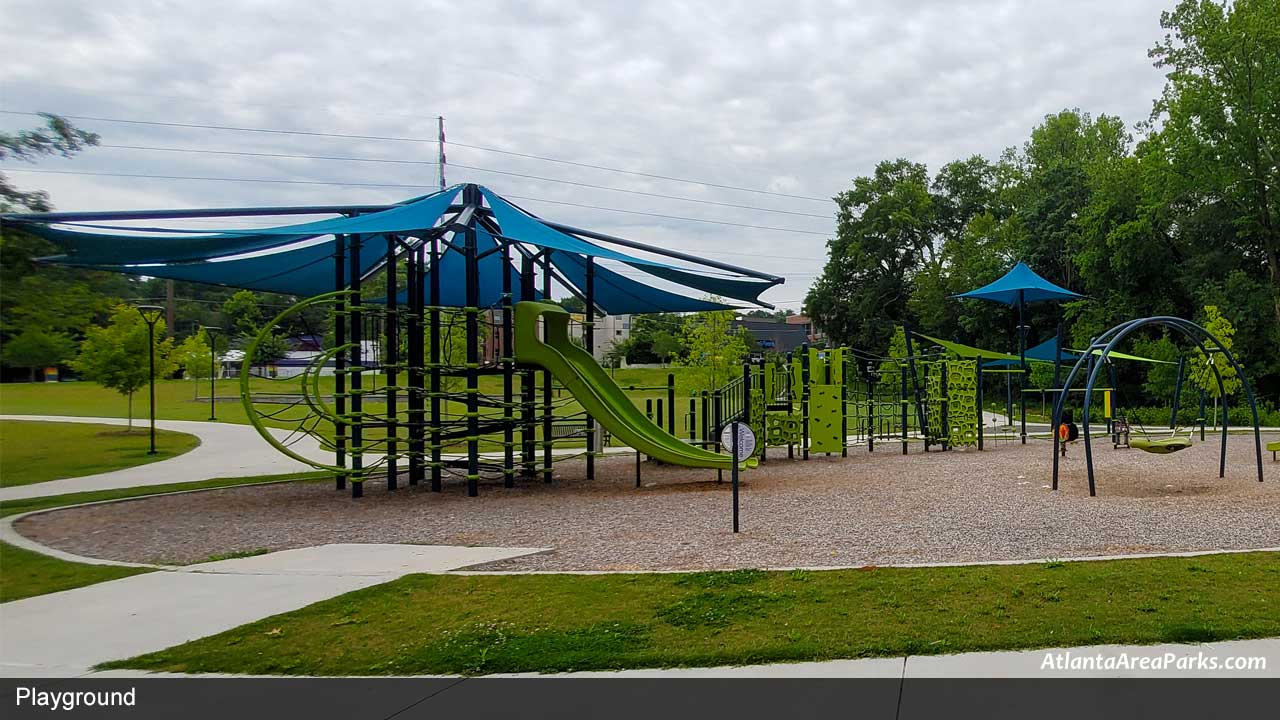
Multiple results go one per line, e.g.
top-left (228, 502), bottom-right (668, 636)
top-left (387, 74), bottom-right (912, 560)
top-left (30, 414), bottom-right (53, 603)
top-left (804, 0), bottom-right (1280, 405)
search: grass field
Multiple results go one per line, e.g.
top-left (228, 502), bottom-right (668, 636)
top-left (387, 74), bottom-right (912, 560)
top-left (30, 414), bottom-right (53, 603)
top-left (0, 420), bottom-right (200, 487)
top-left (0, 371), bottom-right (720, 453)
top-left (100, 551), bottom-right (1280, 675)
top-left (0, 472), bottom-right (325, 603)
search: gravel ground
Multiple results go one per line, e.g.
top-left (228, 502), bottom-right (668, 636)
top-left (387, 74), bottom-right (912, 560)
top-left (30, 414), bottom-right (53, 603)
top-left (17, 434), bottom-right (1280, 570)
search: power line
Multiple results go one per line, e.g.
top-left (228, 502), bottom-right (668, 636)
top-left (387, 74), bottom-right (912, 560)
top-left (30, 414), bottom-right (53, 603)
top-left (2, 168), bottom-right (832, 236)
top-left (445, 139), bottom-right (833, 203)
top-left (0, 110), bottom-right (835, 204)
top-left (92, 144), bottom-right (832, 220)
top-left (501, 194), bottom-right (828, 236)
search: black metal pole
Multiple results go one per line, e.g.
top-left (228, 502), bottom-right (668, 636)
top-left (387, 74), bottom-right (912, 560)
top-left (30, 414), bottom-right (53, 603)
top-left (1171, 355), bottom-right (1186, 429)
top-left (385, 234), bottom-right (398, 491)
top-left (502, 240), bottom-right (515, 488)
top-left (147, 321), bottom-right (156, 454)
top-left (584, 256), bottom-right (596, 481)
top-left (349, 234), bottom-right (364, 498)
top-left (1018, 290), bottom-right (1027, 445)
top-left (731, 422), bottom-right (740, 534)
top-left (203, 326), bottom-right (221, 422)
top-left (464, 187), bottom-right (481, 497)
top-left (541, 250), bottom-right (553, 483)
top-left (900, 365), bottom-right (909, 454)
top-left (520, 253), bottom-right (536, 477)
top-left (407, 243), bottom-right (423, 486)
top-left (334, 236), bottom-right (347, 491)
top-left (429, 236), bottom-right (442, 492)
top-left (976, 362), bottom-right (985, 450)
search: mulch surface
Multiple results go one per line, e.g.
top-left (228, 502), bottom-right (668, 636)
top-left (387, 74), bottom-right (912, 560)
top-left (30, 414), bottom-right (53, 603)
top-left (18, 433), bottom-right (1280, 570)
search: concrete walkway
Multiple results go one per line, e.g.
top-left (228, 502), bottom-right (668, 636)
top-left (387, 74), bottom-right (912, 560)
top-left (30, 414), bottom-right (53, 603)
top-left (0, 543), bottom-right (545, 678)
top-left (0, 415), bottom-right (643, 502)
top-left (0, 415), bottom-right (329, 502)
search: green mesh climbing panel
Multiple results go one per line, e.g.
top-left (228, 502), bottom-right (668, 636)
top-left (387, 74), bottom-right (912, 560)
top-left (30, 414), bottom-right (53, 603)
top-left (809, 384), bottom-right (843, 453)
top-left (921, 359), bottom-right (978, 447)
top-left (947, 359), bottom-right (978, 447)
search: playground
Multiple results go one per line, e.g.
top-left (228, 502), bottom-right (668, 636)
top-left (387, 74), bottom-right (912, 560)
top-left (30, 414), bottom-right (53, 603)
top-left (15, 434), bottom-right (1278, 570)
top-left (2, 182), bottom-right (1278, 680)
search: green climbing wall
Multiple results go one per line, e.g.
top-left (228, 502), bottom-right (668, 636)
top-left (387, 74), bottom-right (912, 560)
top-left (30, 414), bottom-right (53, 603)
top-left (921, 359), bottom-right (978, 447)
top-left (947, 360), bottom-right (978, 447)
top-left (809, 384), bottom-right (843, 453)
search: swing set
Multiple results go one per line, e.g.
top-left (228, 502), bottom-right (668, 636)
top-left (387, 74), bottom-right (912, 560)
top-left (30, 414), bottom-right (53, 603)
top-left (1051, 316), bottom-right (1264, 496)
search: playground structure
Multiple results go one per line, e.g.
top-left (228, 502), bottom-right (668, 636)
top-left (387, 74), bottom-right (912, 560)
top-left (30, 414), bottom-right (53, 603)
top-left (6, 181), bottom-right (1010, 500)
top-left (1051, 316), bottom-right (1265, 496)
top-left (7, 186), bottom-right (1264, 502)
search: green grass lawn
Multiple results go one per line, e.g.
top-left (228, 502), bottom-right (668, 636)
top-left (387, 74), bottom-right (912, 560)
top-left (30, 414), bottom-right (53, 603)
top-left (100, 552), bottom-right (1280, 676)
top-left (0, 420), bottom-right (201, 487)
top-left (0, 472), bottom-right (325, 603)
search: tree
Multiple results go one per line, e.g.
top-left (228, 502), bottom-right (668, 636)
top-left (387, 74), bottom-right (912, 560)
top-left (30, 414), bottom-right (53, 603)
top-left (556, 295), bottom-right (586, 313)
top-left (0, 328), bottom-right (76, 381)
top-left (1189, 305), bottom-right (1242, 427)
top-left (806, 159), bottom-right (937, 350)
top-left (1149, 0), bottom-right (1280, 325)
top-left (676, 303), bottom-right (752, 389)
top-left (0, 113), bottom-right (99, 212)
top-left (72, 305), bottom-right (176, 427)
top-left (172, 331), bottom-right (214, 399)
top-left (222, 290), bottom-right (288, 366)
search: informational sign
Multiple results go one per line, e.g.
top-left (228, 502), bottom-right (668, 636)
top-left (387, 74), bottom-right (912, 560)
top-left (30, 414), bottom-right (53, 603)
top-left (720, 421), bottom-right (756, 461)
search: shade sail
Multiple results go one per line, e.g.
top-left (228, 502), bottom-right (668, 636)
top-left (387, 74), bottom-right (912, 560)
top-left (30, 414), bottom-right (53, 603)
top-left (19, 186), bottom-right (461, 265)
top-left (984, 337), bottom-right (1081, 366)
top-left (915, 333), bottom-right (1024, 363)
top-left (386, 228), bottom-right (538, 308)
top-left (482, 188), bottom-right (777, 305)
top-left (629, 264), bottom-right (776, 307)
top-left (81, 236), bottom-right (384, 297)
top-left (550, 253), bottom-right (734, 315)
top-left (953, 262), bottom-right (1083, 305)
top-left (920, 332), bottom-right (1170, 366)
top-left (13, 184), bottom-right (781, 312)
top-left (480, 189), bottom-right (670, 268)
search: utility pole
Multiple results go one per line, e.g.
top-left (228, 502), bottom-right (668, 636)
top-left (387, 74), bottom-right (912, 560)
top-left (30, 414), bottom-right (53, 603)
top-left (437, 116), bottom-right (446, 189)
top-left (165, 280), bottom-right (175, 338)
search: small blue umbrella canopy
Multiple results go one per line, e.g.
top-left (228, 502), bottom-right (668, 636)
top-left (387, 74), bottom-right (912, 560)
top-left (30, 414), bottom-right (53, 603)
top-left (951, 261), bottom-right (1084, 305)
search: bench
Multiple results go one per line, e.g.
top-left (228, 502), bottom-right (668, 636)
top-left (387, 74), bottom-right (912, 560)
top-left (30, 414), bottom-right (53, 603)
top-left (1268, 440), bottom-right (1280, 461)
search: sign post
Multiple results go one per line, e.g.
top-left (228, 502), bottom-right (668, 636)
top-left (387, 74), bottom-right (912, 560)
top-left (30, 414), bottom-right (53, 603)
top-left (720, 421), bottom-right (756, 533)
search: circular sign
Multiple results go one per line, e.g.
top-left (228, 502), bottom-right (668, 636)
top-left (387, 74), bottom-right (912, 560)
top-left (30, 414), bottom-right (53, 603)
top-left (720, 421), bottom-right (757, 461)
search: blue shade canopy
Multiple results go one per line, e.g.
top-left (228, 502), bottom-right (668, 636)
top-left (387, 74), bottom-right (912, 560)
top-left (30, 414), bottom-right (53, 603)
top-left (480, 189), bottom-right (669, 268)
top-left (952, 262), bottom-right (1083, 305)
top-left (482, 188), bottom-right (776, 305)
top-left (984, 337), bottom-right (1081, 367)
top-left (550, 253), bottom-right (734, 315)
top-left (631, 263), bottom-right (774, 306)
top-left (19, 186), bottom-right (461, 266)
top-left (81, 236), bottom-right (384, 297)
top-left (394, 228), bottom-right (538, 307)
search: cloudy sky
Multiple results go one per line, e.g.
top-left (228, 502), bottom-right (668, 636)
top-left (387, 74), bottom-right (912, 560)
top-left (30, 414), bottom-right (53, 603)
top-left (1, 0), bottom-right (1173, 309)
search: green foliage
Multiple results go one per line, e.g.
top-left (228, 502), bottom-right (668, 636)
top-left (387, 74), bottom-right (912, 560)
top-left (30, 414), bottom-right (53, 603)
top-left (0, 328), bottom-right (76, 380)
top-left (0, 113), bottom-right (100, 212)
top-left (1189, 305), bottom-right (1241, 399)
top-left (222, 290), bottom-right (289, 365)
top-left (613, 313), bottom-right (686, 365)
top-left (172, 330), bottom-right (215, 398)
top-left (676, 302), bottom-right (752, 388)
top-left (71, 304), bottom-right (176, 425)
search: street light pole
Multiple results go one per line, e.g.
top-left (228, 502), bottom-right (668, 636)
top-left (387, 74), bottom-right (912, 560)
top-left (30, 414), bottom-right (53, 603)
top-left (137, 305), bottom-right (164, 455)
top-left (202, 326), bottom-right (222, 421)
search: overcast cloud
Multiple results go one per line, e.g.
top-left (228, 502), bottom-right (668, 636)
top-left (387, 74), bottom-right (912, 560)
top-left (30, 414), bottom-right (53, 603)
top-left (0, 0), bottom-right (1172, 308)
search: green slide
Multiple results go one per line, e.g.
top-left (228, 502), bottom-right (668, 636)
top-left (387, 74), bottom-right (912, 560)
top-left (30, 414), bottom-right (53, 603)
top-left (514, 301), bottom-right (746, 470)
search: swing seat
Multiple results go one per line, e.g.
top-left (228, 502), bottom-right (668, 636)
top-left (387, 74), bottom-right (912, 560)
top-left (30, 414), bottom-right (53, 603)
top-left (1129, 437), bottom-right (1194, 454)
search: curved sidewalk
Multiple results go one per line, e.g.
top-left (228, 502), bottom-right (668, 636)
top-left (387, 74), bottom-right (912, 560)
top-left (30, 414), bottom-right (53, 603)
top-left (0, 415), bottom-right (328, 502)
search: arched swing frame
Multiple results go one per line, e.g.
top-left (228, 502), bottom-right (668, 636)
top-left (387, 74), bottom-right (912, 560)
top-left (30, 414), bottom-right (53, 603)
top-left (1051, 316), bottom-right (1264, 496)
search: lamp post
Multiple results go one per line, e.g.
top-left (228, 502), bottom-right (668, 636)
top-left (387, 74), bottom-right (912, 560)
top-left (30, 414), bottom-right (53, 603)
top-left (202, 326), bottom-right (222, 421)
top-left (136, 305), bottom-right (164, 455)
